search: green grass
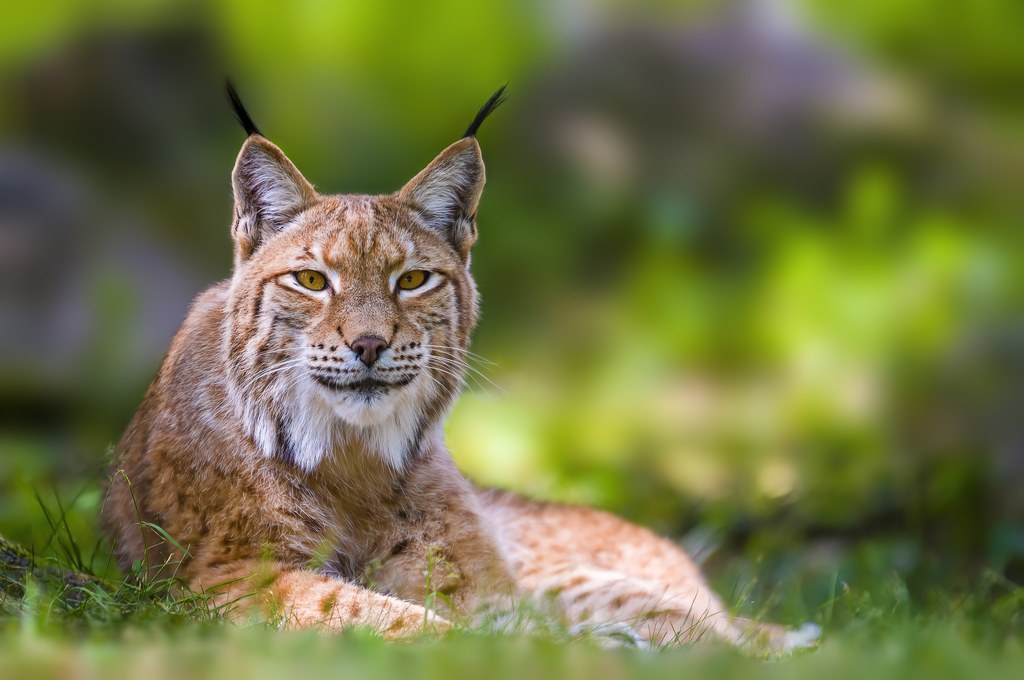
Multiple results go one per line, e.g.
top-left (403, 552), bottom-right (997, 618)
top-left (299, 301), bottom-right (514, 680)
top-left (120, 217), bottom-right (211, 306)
top-left (3, 524), bottom-right (1023, 680)
top-left (2, 489), bottom-right (1022, 677)
top-left (1, 614), bottom-right (1023, 680)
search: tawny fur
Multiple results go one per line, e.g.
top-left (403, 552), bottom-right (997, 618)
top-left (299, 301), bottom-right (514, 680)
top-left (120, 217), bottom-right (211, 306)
top-left (102, 118), bottom-right (794, 649)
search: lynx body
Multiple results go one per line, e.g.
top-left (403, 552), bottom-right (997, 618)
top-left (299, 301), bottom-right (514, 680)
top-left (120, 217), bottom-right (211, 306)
top-left (102, 87), bottom-right (803, 649)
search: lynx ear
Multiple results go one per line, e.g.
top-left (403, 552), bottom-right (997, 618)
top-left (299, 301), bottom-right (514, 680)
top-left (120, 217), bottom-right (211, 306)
top-left (398, 137), bottom-right (484, 259)
top-left (231, 135), bottom-right (317, 264)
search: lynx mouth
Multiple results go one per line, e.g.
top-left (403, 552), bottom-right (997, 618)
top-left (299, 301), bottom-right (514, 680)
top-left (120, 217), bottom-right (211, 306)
top-left (312, 374), bottom-right (413, 394)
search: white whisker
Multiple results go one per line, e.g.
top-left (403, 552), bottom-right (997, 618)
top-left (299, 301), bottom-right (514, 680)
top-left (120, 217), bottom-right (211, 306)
top-left (236, 357), bottom-right (308, 394)
top-left (422, 344), bottom-right (498, 366)
top-left (426, 353), bottom-right (505, 394)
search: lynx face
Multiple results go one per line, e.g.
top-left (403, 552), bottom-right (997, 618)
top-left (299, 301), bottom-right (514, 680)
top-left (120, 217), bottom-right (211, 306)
top-left (223, 134), bottom-right (485, 472)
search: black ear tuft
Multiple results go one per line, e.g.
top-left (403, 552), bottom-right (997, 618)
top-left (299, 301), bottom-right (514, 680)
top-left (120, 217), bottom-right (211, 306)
top-left (226, 79), bottom-right (262, 137)
top-left (462, 84), bottom-right (508, 138)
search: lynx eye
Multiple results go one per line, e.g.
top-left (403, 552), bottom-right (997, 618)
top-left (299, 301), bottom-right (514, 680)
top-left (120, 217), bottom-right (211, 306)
top-left (295, 269), bottom-right (327, 291)
top-left (397, 270), bottom-right (429, 291)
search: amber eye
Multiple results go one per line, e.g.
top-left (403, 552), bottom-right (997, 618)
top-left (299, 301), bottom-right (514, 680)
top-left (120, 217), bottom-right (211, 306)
top-left (397, 270), bottom-right (429, 291)
top-left (295, 270), bottom-right (327, 291)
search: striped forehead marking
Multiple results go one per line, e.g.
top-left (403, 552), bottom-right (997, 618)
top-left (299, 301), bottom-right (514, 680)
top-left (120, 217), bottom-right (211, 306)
top-left (317, 196), bottom-right (416, 270)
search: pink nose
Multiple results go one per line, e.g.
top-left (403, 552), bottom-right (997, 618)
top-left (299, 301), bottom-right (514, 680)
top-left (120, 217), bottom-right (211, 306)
top-left (350, 335), bottom-right (388, 366)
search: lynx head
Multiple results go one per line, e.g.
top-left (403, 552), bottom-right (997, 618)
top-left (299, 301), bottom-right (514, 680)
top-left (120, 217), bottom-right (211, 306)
top-left (222, 84), bottom-right (506, 472)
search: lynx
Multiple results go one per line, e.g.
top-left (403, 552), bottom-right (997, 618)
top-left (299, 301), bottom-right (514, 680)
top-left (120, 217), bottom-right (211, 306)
top-left (102, 84), bottom-right (813, 650)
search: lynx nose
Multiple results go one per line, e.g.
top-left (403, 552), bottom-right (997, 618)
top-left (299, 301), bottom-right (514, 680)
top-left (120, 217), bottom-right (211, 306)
top-left (350, 335), bottom-right (388, 367)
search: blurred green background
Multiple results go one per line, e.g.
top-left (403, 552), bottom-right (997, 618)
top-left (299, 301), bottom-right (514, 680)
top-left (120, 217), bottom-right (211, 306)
top-left (1, 0), bottom-right (1023, 631)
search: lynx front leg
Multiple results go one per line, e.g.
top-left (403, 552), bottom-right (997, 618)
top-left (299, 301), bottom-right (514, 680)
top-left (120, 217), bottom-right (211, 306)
top-left (196, 560), bottom-right (448, 637)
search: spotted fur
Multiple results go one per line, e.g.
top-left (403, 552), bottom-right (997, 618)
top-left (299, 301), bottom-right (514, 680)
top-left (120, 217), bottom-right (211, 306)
top-left (102, 92), bottom-right (808, 651)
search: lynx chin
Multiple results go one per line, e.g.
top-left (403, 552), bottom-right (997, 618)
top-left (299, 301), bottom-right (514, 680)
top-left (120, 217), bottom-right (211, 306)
top-left (102, 82), bottom-right (815, 651)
